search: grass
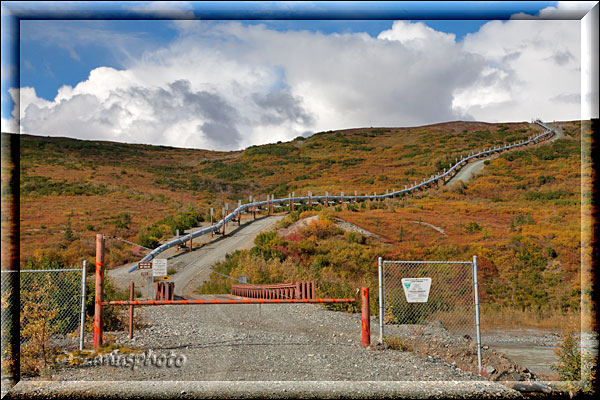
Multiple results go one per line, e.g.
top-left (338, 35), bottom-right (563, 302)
top-left (479, 307), bottom-right (581, 332)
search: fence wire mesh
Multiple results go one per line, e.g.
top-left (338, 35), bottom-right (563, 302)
top-left (1, 268), bottom-right (84, 352)
top-left (382, 260), bottom-right (477, 336)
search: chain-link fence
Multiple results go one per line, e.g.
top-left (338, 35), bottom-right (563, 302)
top-left (1, 265), bottom-right (86, 355)
top-left (378, 256), bottom-right (482, 372)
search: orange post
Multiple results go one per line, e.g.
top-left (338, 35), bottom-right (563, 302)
top-left (94, 234), bottom-right (105, 349)
top-left (128, 282), bottom-right (134, 339)
top-left (361, 287), bottom-right (370, 347)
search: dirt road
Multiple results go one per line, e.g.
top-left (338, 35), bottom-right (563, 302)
top-left (447, 124), bottom-right (565, 186)
top-left (107, 215), bottom-right (284, 297)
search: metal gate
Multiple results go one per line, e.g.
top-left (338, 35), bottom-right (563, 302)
top-left (377, 256), bottom-right (482, 373)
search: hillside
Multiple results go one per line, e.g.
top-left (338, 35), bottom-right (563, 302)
top-left (196, 119), bottom-right (588, 329)
top-left (17, 120), bottom-right (550, 266)
top-left (13, 119), bottom-right (590, 328)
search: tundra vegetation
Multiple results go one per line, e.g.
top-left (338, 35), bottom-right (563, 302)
top-left (13, 120), bottom-right (589, 335)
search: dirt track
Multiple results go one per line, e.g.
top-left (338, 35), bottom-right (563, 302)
top-left (107, 215), bottom-right (284, 297)
top-left (447, 123), bottom-right (564, 186)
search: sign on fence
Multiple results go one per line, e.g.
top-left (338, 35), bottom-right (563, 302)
top-left (378, 256), bottom-right (482, 374)
top-left (152, 259), bottom-right (168, 277)
top-left (401, 277), bottom-right (431, 303)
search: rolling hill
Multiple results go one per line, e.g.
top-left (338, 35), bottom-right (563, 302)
top-left (10, 119), bottom-right (590, 328)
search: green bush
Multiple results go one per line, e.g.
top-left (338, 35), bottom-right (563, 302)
top-left (525, 190), bottom-right (573, 201)
top-left (21, 176), bottom-right (109, 197)
top-left (552, 329), bottom-right (581, 381)
top-left (113, 213), bottom-right (131, 229)
top-left (245, 143), bottom-right (297, 157)
top-left (85, 275), bottom-right (130, 331)
top-left (464, 221), bottom-right (482, 233)
top-left (385, 288), bottom-right (449, 325)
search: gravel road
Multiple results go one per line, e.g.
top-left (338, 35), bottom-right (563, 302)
top-left (447, 123), bottom-right (564, 186)
top-left (32, 301), bottom-right (529, 399)
top-left (108, 215), bottom-right (284, 297)
top-left (56, 303), bottom-right (492, 382)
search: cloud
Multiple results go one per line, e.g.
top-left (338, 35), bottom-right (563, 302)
top-left (511, 1), bottom-right (596, 19)
top-left (455, 16), bottom-right (580, 122)
top-left (551, 93), bottom-right (581, 103)
top-left (1, 117), bottom-right (18, 132)
top-left (128, 1), bottom-right (195, 18)
top-left (14, 15), bottom-right (583, 149)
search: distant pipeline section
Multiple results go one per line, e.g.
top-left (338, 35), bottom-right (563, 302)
top-left (129, 120), bottom-right (554, 272)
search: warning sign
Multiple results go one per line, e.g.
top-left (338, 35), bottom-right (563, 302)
top-left (152, 259), bottom-right (168, 277)
top-left (401, 278), bottom-right (432, 303)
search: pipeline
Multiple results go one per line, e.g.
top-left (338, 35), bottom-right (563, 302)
top-left (129, 120), bottom-right (554, 272)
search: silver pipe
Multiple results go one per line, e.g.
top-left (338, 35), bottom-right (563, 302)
top-left (130, 121), bottom-right (554, 271)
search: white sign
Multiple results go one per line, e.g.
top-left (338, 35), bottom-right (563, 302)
top-left (152, 259), bottom-right (168, 277)
top-left (401, 278), bottom-right (432, 303)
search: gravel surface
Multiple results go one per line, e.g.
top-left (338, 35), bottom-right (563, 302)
top-left (11, 303), bottom-right (530, 399)
top-left (52, 303), bottom-right (492, 382)
top-left (7, 380), bottom-right (523, 399)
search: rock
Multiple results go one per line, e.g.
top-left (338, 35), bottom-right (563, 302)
top-left (485, 365), bottom-right (496, 375)
top-left (511, 372), bottom-right (524, 381)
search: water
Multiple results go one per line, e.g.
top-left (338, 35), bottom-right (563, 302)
top-left (491, 344), bottom-right (559, 378)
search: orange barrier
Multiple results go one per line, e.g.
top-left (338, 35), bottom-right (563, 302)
top-left (104, 290), bottom-right (371, 348)
top-left (104, 298), bottom-right (354, 306)
top-left (154, 281), bottom-right (175, 300)
top-left (231, 281), bottom-right (315, 300)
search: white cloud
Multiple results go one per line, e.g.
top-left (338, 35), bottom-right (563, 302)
top-left (454, 16), bottom-right (581, 122)
top-left (14, 15), bottom-right (584, 150)
top-left (128, 1), bottom-right (195, 18)
top-left (512, 1), bottom-right (597, 19)
top-left (1, 117), bottom-right (18, 132)
top-left (377, 20), bottom-right (456, 49)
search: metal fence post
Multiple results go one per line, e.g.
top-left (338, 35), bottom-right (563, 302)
top-left (473, 255), bottom-right (482, 375)
top-left (79, 260), bottom-right (87, 350)
top-left (378, 257), bottom-right (384, 345)
top-left (94, 234), bottom-right (105, 350)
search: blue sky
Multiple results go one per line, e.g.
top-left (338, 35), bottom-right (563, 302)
top-left (1, 1), bottom-right (596, 150)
